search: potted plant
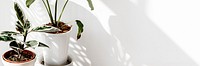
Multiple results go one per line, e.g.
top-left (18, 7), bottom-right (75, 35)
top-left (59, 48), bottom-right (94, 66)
top-left (26, 0), bottom-right (94, 65)
top-left (0, 2), bottom-right (58, 66)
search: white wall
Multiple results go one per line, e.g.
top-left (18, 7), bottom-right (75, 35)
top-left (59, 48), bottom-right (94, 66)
top-left (0, 0), bottom-right (15, 65)
top-left (0, 0), bottom-right (200, 66)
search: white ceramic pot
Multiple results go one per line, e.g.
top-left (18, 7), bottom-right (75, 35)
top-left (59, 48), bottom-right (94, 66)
top-left (42, 32), bottom-right (71, 66)
top-left (2, 50), bottom-right (36, 66)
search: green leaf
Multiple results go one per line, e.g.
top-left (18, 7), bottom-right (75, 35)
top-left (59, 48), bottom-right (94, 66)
top-left (16, 21), bottom-right (23, 28)
top-left (10, 41), bottom-right (20, 51)
top-left (10, 41), bottom-right (24, 53)
top-left (0, 36), bottom-right (16, 41)
top-left (31, 26), bottom-right (61, 32)
top-left (26, 40), bottom-right (37, 48)
top-left (24, 20), bottom-right (31, 29)
top-left (14, 2), bottom-right (31, 34)
top-left (26, 0), bottom-right (35, 8)
top-left (38, 42), bottom-right (49, 48)
top-left (16, 21), bottom-right (24, 33)
top-left (87, 0), bottom-right (94, 10)
top-left (14, 2), bottom-right (25, 24)
top-left (1, 31), bottom-right (20, 36)
top-left (76, 20), bottom-right (84, 40)
top-left (26, 40), bottom-right (49, 48)
top-left (10, 41), bottom-right (24, 50)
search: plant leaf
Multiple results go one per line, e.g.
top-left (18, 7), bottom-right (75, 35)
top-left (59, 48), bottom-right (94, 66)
top-left (0, 36), bottom-right (16, 41)
top-left (16, 21), bottom-right (23, 28)
top-left (14, 2), bottom-right (25, 24)
top-left (10, 41), bottom-right (19, 52)
top-left (31, 26), bottom-right (61, 32)
top-left (87, 0), bottom-right (94, 10)
top-left (24, 20), bottom-right (31, 29)
top-left (10, 41), bottom-right (24, 50)
top-left (26, 40), bottom-right (37, 48)
top-left (1, 31), bottom-right (20, 36)
top-left (26, 40), bottom-right (49, 48)
top-left (76, 20), bottom-right (84, 40)
top-left (26, 0), bottom-right (35, 8)
top-left (14, 2), bottom-right (31, 34)
top-left (16, 21), bottom-right (24, 33)
top-left (38, 42), bottom-right (49, 48)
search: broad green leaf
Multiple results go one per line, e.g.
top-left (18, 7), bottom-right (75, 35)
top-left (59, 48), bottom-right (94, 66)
top-left (10, 41), bottom-right (20, 51)
top-left (14, 2), bottom-right (31, 34)
top-left (14, 2), bottom-right (25, 24)
top-left (26, 40), bottom-right (49, 48)
top-left (0, 36), bottom-right (16, 41)
top-left (10, 41), bottom-right (24, 53)
top-left (87, 0), bottom-right (94, 10)
top-left (10, 41), bottom-right (24, 50)
top-left (1, 31), bottom-right (20, 36)
top-left (26, 0), bottom-right (35, 8)
top-left (31, 26), bottom-right (61, 32)
top-left (76, 20), bottom-right (84, 40)
top-left (26, 40), bottom-right (37, 48)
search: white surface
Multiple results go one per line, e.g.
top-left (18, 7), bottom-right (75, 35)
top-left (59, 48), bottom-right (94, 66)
top-left (43, 32), bottom-right (70, 65)
top-left (0, 0), bottom-right (200, 66)
top-left (34, 55), bottom-right (73, 66)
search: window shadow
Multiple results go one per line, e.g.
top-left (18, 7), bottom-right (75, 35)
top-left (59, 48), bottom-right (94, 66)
top-left (101, 0), bottom-right (199, 66)
top-left (64, 2), bottom-right (119, 66)
top-left (3, 0), bottom-right (198, 66)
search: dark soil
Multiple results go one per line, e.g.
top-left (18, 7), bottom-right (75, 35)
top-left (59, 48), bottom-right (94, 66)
top-left (3, 50), bottom-right (35, 63)
top-left (46, 22), bottom-right (72, 34)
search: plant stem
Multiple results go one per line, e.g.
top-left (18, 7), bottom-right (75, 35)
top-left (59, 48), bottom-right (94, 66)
top-left (42, 0), bottom-right (53, 24)
top-left (23, 30), bottom-right (28, 42)
top-left (58, 0), bottom-right (69, 22)
top-left (55, 0), bottom-right (58, 27)
top-left (42, 0), bottom-right (49, 16)
top-left (17, 50), bottom-right (22, 60)
top-left (43, 0), bottom-right (54, 25)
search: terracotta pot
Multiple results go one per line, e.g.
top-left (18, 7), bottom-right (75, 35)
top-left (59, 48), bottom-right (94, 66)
top-left (42, 31), bottom-right (71, 66)
top-left (2, 50), bottom-right (36, 66)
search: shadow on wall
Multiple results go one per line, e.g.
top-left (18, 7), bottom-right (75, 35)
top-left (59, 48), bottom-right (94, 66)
top-left (64, 1), bottom-right (117, 66)
top-left (63, 1), bottom-right (121, 66)
top-left (101, 0), bottom-right (199, 66)
top-left (7, 0), bottom-right (199, 66)
top-left (42, 0), bottom-right (200, 66)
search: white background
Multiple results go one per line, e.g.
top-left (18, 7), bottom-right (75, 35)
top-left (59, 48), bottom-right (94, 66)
top-left (0, 0), bottom-right (200, 66)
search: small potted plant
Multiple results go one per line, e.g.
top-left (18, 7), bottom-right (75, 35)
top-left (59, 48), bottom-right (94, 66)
top-left (26, 0), bottom-right (94, 65)
top-left (0, 2), bottom-right (58, 66)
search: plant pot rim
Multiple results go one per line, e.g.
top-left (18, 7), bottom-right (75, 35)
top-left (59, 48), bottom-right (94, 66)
top-left (45, 22), bottom-right (72, 34)
top-left (45, 30), bottom-right (71, 34)
top-left (44, 29), bottom-right (71, 36)
top-left (2, 50), bottom-right (36, 64)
